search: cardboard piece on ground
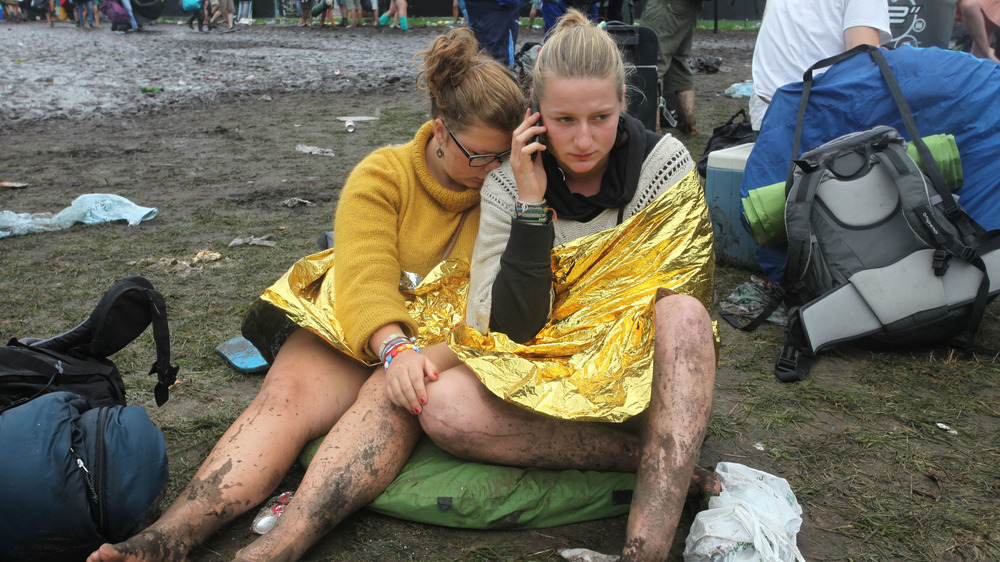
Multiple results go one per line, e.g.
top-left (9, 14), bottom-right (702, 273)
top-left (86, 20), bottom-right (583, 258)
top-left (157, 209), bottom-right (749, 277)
top-left (216, 336), bottom-right (269, 374)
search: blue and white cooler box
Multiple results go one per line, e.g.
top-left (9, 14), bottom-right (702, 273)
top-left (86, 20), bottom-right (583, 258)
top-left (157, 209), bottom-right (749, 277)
top-left (705, 142), bottom-right (759, 271)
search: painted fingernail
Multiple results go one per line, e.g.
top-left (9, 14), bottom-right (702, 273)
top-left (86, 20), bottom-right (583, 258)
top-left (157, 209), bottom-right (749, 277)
top-left (419, 396), bottom-right (426, 404)
top-left (413, 407), bottom-right (421, 415)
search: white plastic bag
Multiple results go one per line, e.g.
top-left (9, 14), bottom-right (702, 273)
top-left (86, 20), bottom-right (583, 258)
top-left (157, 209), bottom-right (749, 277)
top-left (0, 194), bottom-right (157, 238)
top-left (683, 462), bottom-right (805, 562)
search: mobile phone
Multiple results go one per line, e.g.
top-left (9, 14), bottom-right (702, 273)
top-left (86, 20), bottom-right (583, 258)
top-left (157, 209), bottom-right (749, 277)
top-left (530, 104), bottom-right (542, 157)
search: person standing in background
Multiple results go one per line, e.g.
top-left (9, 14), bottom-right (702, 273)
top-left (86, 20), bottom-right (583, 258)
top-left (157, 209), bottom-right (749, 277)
top-left (298, 0), bottom-right (312, 26)
top-left (377, 0), bottom-right (408, 30)
top-left (749, 0), bottom-right (890, 130)
top-left (465, 0), bottom-right (519, 66)
top-left (642, 0), bottom-right (702, 135)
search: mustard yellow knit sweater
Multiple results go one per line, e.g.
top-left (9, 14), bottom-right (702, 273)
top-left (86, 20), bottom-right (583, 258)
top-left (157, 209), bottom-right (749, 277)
top-left (333, 121), bottom-right (481, 358)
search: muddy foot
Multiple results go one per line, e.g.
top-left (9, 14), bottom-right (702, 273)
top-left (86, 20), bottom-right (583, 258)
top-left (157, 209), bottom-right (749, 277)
top-left (687, 465), bottom-right (722, 511)
top-left (86, 529), bottom-right (189, 562)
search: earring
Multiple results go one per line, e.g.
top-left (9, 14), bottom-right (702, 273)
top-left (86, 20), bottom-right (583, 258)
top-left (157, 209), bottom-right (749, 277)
top-left (436, 146), bottom-right (444, 158)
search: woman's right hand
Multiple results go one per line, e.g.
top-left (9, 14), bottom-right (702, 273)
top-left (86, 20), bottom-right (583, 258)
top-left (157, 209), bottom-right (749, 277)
top-left (384, 348), bottom-right (438, 415)
top-left (510, 107), bottom-right (548, 204)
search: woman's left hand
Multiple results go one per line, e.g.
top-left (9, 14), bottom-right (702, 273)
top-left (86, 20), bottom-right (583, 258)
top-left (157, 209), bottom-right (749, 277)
top-left (384, 348), bottom-right (439, 414)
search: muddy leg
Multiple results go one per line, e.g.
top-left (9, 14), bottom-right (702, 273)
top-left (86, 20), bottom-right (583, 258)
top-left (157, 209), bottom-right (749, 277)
top-left (86, 329), bottom-right (369, 562)
top-left (675, 89), bottom-right (697, 136)
top-left (420, 366), bottom-right (641, 472)
top-left (621, 294), bottom-right (716, 561)
top-left (232, 371), bottom-right (422, 562)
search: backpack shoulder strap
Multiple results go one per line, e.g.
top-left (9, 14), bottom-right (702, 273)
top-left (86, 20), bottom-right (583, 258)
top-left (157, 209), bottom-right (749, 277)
top-left (29, 277), bottom-right (178, 406)
top-left (96, 277), bottom-right (177, 406)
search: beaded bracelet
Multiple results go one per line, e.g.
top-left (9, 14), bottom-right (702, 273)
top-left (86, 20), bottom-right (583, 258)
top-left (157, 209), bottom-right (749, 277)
top-left (377, 334), bottom-right (409, 360)
top-left (382, 341), bottom-right (420, 370)
top-left (379, 338), bottom-right (410, 364)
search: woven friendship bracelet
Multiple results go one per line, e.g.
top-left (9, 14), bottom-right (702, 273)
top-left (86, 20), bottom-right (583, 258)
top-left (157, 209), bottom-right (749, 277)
top-left (515, 199), bottom-right (554, 224)
top-left (515, 199), bottom-right (547, 214)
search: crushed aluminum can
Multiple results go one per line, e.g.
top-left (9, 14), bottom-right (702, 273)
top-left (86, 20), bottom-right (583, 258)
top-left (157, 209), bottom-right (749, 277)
top-left (250, 491), bottom-right (293, 535)
top-left (344, 120), bottom-right (355, 133)
top-left (334, 69), bottom-right (342, 76)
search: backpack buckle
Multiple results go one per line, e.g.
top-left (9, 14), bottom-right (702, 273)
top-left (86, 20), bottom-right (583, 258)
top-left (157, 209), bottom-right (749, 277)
top-left (959, 245), bottom-right (978, 262)
top-left (774, 345), bottom-right (805, 383)
top-left (932, 249), bottom-right (950, 276)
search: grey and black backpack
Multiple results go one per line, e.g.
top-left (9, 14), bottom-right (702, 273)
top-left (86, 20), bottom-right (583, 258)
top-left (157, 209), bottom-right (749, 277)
top-left (733, 45), bottom-right (1000, 382)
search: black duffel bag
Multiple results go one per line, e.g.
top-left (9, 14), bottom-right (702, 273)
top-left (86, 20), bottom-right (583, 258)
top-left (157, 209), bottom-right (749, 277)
top-left (696, 107), bottom-right (757, 178)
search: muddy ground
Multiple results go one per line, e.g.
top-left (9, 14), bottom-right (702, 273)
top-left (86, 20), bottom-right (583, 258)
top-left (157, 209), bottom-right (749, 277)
top-left (2, 18), bottom-right (997, 562)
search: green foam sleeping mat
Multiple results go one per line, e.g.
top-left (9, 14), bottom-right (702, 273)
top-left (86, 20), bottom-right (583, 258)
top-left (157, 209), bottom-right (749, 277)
top-left (299, 436), bottom-right (635, 529)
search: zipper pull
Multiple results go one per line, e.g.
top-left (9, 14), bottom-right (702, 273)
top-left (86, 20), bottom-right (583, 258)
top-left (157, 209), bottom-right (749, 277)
top-left (71, 447), bottom-right (99, 506)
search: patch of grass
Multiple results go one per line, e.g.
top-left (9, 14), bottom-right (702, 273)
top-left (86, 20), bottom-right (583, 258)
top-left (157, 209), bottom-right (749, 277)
top-left (708, 338), bottom-right (1000, 560)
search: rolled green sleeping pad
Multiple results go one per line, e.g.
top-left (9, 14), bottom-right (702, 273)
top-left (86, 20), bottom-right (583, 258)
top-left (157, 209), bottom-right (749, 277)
top-left (298, 436), bottom-right (635, 529)
top-left (905, 134), bottom-right (963, 192)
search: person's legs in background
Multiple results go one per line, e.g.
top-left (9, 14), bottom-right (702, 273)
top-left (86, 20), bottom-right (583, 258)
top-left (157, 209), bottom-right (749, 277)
top-left (960, 0), bottom-right (996, 61)
top-left (643, 0), bottom-right (702, 135)
top-left (299, 0), bottom-right (311, 25)
top-left (527, 0), bottom-right (539, 28)
top-left (205, 0), bottom-right (217, 29)
top-left (119, 0), bottom-right (139, 30)
top-left (334, 0), bottom-right (346, 24)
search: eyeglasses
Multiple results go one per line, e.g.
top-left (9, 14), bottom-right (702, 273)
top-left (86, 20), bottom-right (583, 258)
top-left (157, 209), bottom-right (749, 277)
top-left (444, 122), bottom-right (511, 168)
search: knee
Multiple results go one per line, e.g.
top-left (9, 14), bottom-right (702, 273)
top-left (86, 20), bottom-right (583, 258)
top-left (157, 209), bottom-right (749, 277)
top-left (418, 370), bottom-right (483, 451)
top-left (654, 293), bottom-right (717, 365)
top-left (655, 293), bottom-right (711, 330)
top-left (255, 366), bottom-right (314, 407)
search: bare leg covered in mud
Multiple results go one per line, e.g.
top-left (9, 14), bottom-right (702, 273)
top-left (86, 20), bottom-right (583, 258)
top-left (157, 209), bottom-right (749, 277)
top-left (87, 329), bottom-right (384, 562)
top-left (232, 372), bottom-right (422, 562)
top-left (233, 339), bottom-right (462, 561)
top-left (420, 293), bottom-right (719, 559)
top-left (621, 293), bottom-right (716, 561)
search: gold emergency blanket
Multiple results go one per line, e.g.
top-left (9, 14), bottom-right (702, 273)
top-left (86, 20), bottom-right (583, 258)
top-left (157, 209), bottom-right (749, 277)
top-left (449, 170), bottom-right (716, 423)
top-left (258, 250), bottom-right (471, 364)
top-left (258, 170), bottom-right (715, 423)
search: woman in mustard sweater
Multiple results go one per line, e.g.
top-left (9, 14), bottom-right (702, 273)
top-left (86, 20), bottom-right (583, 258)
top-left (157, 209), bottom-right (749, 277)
top-left (88, 28), bottom-right (525, 562)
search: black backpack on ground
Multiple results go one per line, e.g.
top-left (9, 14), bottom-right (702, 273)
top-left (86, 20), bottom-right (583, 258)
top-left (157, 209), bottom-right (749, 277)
top-left (0, 275), bottom-right (178, 413)
top-left (0, 276), bottom-right (178, 560)
top-left (725, 45), bottom-right (1000, 382)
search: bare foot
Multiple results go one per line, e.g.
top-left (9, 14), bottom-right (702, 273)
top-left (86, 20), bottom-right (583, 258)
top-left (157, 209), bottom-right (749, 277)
top-left (86, 529), bottom-right (189, 562)
top-left (687, 465), bottom-right (722, 511)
